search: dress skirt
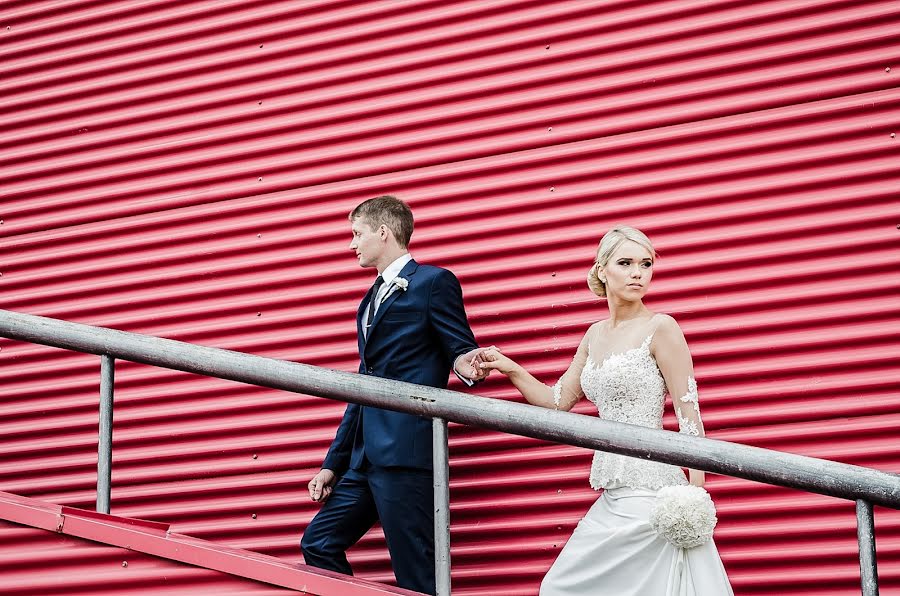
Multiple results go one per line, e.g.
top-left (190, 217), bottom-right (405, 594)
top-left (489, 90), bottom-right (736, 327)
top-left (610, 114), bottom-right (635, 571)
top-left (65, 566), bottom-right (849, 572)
top-left (540, 487), bottom-right (733, 596)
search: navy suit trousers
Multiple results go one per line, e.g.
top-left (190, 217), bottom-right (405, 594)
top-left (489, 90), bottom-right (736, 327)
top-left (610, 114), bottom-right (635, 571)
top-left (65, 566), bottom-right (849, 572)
top-left (300, 465), bottom-right (436, 595)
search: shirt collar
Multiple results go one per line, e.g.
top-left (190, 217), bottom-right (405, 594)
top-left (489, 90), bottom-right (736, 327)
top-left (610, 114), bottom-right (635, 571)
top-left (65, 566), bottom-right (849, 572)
top-left (379, 253), bottom-right (412, 287)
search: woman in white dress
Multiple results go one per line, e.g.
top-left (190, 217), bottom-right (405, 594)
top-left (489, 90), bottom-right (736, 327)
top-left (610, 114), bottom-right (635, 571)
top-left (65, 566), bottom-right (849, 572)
top-left (478, 226), bottom-right (733, 596)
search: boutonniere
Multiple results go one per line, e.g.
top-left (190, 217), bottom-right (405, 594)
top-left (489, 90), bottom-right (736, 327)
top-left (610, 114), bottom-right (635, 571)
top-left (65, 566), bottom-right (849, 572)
top-left (380, 277), bottom-right (409, 304)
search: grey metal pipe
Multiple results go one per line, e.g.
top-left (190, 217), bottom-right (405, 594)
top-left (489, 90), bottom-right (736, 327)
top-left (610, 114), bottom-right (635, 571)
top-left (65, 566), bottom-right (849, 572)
top-left (432, 418), bottom-right (451, 596)
top-left (97, 354), bottom-right (114, 514)
top-left (2, 309), bottom-right (900, 509)
top-left (857, 499), bottom-right (879, 595)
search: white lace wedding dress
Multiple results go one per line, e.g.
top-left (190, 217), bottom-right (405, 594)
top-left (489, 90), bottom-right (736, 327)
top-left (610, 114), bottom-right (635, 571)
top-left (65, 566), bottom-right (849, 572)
top-left (540, 316), bottom-right (733, 596)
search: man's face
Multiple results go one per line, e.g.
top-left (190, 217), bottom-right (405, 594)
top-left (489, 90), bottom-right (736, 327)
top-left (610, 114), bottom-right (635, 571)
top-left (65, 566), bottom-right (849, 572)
top-left (349, 217), bottom-right (384, 269)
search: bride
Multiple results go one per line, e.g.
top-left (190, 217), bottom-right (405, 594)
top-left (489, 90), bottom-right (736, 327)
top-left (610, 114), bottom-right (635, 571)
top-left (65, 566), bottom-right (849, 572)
top-left (477, 226), bottom-right (733, 595)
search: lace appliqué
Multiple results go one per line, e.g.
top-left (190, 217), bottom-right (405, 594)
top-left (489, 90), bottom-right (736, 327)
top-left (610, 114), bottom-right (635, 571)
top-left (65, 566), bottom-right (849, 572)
top-left (552, 379), bottom-right (563, 410)
top-left (676, 377), bottom-right (701, 436)
top-left (580, 332), bottom-right (689, 490)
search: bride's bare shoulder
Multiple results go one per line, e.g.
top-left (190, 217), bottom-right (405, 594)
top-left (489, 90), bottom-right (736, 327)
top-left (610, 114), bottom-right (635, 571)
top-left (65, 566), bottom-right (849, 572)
top-left (588, 319), bottom-right (609, 335)
top-left (650, 312), bottom-right (678, 327)
top-left (652, 313), bottom-right (682, 331)
top-left (578, 320), bottom-right (607, 347)
top-left (650, 313), bottom-right (689, 349)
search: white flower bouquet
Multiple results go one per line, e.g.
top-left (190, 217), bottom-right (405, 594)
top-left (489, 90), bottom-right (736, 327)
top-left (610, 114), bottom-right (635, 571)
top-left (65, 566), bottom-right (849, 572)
top-left (649, 485), bottom-right (717, 549)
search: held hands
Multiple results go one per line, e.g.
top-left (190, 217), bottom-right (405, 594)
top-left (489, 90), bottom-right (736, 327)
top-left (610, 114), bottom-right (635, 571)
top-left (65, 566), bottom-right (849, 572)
top-left (308, 468), bottom-right (337, 503)
top-left (455, 347), bottom-right (492, 382)
top-left (473, 346), bottom-right (519, 376)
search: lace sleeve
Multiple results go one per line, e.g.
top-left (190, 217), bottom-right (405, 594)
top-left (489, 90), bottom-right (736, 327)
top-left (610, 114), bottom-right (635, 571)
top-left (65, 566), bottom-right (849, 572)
top-left (552, 379), bottom-right (564, 409)
top-left (652, 316), bottom-right (706, 438)
top-left (675, 377), bottom-right (702, 436)
top-left (551, 332), bottom-right (589, 411)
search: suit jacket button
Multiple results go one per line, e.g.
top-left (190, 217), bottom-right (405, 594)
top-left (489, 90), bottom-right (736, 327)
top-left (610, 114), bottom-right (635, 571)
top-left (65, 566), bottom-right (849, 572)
top-left (366, 367), bottom-right (373, 374)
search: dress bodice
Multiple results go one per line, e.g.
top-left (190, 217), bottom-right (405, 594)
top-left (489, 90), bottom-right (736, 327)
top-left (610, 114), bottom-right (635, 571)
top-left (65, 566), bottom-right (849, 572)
top-left (580, 332), bottom-right (689, 490)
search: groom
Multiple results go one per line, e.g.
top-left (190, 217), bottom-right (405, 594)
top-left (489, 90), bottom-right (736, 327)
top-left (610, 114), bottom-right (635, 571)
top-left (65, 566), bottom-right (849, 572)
top-left (300, 195), bottom-right (486, 595)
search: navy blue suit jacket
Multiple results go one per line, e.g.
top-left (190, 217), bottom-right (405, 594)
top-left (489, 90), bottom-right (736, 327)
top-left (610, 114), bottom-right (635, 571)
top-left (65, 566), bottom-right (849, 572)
top-left (322, 259), bottom-right (478, 474)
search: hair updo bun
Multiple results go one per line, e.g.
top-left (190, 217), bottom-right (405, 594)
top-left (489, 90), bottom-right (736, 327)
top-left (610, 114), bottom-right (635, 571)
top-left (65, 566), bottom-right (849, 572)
top-left (587, 262), bottom-right (606, 297)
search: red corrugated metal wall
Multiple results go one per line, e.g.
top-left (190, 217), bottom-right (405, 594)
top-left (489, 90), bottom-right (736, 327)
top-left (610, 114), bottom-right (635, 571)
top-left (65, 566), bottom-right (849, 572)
top-left (1, 0), bottom-right (898, 593)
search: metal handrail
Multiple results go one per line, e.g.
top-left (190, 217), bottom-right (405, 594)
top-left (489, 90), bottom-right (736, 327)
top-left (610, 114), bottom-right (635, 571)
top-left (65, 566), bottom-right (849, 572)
top-left (0, 308), bottom-right (893, 595)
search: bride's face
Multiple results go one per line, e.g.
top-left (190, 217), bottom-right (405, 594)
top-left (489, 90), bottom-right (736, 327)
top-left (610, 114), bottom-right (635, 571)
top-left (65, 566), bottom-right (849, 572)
top-left (601, 240), bottom-right (654, 301)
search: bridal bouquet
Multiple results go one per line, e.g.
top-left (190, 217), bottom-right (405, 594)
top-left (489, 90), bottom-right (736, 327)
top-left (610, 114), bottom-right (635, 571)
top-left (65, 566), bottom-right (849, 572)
top-left (649, 485), bottom-right (717, 549)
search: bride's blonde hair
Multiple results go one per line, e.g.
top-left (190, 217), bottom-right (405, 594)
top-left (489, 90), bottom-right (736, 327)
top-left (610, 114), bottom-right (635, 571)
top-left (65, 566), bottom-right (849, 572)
top-left (587, 226), bottom-right (657, 297)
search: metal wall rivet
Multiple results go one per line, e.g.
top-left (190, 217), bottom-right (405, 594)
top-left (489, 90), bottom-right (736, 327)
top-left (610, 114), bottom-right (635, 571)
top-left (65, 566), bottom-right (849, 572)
top-left (251, 513), bottom-right (257, 519)
top-left (122, 561), bottom-right (128, 568)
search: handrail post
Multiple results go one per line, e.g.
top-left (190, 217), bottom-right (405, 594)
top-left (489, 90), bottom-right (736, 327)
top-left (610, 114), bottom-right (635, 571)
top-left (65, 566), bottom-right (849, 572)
top-left (857, 499), bottom-right (879, 595)
top-left (433, 417), bottom-right (451, 596)
top-left (97, 354), bottom-right (114, 514)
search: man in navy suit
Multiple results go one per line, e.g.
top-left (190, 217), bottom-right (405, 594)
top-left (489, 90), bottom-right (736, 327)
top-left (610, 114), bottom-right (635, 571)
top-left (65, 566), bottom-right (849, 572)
top-left (300, 195), bottom-right (486, 595)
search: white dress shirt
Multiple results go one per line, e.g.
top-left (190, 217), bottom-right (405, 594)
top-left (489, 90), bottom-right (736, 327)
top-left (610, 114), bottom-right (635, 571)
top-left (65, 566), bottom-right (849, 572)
top-left (363, 253), bottom-right (413, 329)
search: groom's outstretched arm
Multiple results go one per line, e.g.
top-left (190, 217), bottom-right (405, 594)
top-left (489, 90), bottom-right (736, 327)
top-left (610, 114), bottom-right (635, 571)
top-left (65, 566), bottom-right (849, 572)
top-left (428, 268), bottom-right (484, 383)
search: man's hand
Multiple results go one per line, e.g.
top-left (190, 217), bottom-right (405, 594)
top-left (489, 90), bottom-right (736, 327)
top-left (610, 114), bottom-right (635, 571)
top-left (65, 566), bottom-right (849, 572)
top-left (475, 346), bottom-right (519, 376)
top-left (308, 468), bottom-right (337, 503)
top-left (455, 347), bottom-right (491, 382)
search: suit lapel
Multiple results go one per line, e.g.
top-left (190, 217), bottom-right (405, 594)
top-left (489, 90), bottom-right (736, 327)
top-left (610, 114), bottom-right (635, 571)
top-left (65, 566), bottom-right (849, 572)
top-left (365, 259), bottom-right (418, 346)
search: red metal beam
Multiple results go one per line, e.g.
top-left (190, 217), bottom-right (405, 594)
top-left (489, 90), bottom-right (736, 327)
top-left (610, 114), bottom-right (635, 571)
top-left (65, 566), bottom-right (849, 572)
top-left (0, 490), bottom-right (422, 596)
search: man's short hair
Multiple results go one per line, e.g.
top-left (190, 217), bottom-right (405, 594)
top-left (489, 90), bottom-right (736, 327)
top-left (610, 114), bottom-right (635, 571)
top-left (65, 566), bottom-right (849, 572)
top-left (349, 195), bottom-right (414, 248)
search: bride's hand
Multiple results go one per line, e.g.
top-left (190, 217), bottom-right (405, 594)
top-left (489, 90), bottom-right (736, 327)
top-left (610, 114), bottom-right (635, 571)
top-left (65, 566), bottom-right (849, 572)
top-left (475, 346), bottom-right (519, 376)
